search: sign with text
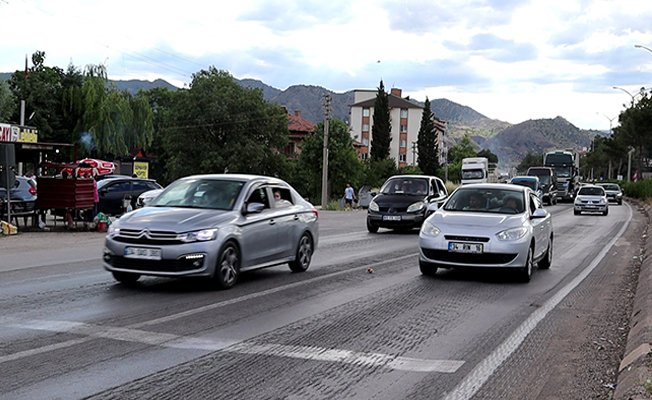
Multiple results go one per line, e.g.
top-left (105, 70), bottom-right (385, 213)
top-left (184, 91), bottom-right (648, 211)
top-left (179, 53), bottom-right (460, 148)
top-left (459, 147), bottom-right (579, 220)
top-left (0, 123), bottom-right (38, 143)
top-left (134, 161), bottom-right (149, 178)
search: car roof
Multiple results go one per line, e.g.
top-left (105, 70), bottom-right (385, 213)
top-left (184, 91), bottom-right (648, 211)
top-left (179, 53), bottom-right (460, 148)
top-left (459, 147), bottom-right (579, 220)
top-left (456, 183), bottom-right (530, 193)
top-left (387, 174), bottom-right (440, 179)
top-left (579, 184), bottom-right (604, 189)
top-left (511, 176), bottom-right (538, 181)
top-left (176, 174), bottom-right (287, 185)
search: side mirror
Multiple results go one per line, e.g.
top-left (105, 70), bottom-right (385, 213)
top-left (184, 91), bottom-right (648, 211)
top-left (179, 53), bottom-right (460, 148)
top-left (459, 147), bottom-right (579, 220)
top-left (531, 208), bottom-right (548, 219)
top-left (370, 192), bottom-right (377, 197)
top-left (99, 189), bottom-right (108, 196)
top-left (244, 202), bottom-right (265, 214)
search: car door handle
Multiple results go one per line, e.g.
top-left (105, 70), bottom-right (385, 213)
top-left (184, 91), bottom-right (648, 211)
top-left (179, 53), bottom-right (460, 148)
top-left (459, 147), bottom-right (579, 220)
top-left (269, 219), bottom-right (276, 225)
top-left (294, 215), bottom-right (299, 220)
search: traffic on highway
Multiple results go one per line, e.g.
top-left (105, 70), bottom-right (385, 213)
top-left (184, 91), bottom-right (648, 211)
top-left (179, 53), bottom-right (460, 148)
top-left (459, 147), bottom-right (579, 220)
top-left (0, 193), bottom-right (635, 399)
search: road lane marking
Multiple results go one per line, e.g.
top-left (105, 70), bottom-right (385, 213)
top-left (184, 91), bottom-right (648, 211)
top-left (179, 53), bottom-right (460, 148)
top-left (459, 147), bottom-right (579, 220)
top-left (0, 254), bottom-right (417, 364)
top-left (443, 202), bottom-right (633, 400)
top-left (6, 319), bottom-right (463, 373)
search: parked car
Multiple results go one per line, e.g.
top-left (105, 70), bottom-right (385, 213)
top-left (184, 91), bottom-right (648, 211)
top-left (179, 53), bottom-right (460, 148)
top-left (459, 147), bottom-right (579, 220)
top-left (509, 176), bottom-right (543, 203)
top-left (418, 183), bottom-right (553, 282)
top-left (574, 185), bottom-right (609, 215)
top-left (97, 177), bottom-right (163, 215)
top-left (103, 174), bottom-right (319, 289)
top-left (135, 188), bottom-right (164, 208)
top-left (0, 176), bottom-right (37, 222)
top-left (366, 175), bottom-right (448, 233)
top-left (596, 183), bottom-right (623, 205)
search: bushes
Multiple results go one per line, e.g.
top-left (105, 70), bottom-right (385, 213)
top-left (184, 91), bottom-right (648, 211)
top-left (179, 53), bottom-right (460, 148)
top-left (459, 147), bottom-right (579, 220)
top-left (621, 178), bottom-right (652, 200)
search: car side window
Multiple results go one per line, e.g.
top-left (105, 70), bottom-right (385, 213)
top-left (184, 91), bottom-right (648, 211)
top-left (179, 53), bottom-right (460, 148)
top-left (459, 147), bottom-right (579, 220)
top-left (107, 182), bottom-right (130, 193)
top-left (271, 187), bottom-right (294, 208)
top-left (529, 194), bottom-right (538, 214)
top-left (247, 187), bottom-right (271, 209)
top-left (132, 182), bottom-right (151, 192)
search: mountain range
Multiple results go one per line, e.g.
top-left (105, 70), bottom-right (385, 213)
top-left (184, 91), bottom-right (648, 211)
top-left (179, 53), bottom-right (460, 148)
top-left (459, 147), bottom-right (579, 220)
top-left (1, 72), bottom-right (601, 167)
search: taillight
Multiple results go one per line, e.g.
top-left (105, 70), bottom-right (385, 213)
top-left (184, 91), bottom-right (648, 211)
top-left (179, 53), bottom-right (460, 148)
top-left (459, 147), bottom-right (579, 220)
top-left (312, 209), bottom-right (319, 220)
top-left (29, 188), bottom-right (37, 196)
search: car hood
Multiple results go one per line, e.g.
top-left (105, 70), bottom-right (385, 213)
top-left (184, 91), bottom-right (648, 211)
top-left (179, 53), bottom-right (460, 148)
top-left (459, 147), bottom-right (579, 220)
top-left (116, 207), bottom-right (237, 232)
top-left (373, 193), bottom-right (426, 207)
top-left (432, 211), bottom-right (525, 229)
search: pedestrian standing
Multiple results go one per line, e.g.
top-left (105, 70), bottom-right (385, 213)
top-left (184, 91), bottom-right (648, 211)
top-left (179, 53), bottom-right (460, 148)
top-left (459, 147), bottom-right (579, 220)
top-left (343, 183), bottom-right (357, 211)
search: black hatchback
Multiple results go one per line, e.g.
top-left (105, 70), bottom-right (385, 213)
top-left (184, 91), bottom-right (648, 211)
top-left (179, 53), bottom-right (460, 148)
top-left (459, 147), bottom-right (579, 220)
top-left (366, 175), bottom-right (448, 232)
top-left (97, 177), bottom-right (163, 215)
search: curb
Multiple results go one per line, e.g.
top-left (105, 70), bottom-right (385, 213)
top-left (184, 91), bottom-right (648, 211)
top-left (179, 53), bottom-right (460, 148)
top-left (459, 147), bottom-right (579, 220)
top-left (616, 199), bottom-right (652, 400)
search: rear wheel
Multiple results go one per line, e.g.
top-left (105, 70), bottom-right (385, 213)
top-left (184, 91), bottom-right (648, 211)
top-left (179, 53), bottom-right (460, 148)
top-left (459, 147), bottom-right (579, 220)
top-left (112, 271), bottom-right (140, 284)
top-left (289, 233), bottom-right (313, 272)
top-left (367, 219), bottom-right (379, 233)
top-left (517, 247), bottom-right (533, 282)
top-left (538, 238), bottom-right (553, 269)
top-left (214, 242), bottom-right (239, 290)
top-left (553, 196), bottom-right (558, 205)
top-left (419, 260), bottom-right (438, 276)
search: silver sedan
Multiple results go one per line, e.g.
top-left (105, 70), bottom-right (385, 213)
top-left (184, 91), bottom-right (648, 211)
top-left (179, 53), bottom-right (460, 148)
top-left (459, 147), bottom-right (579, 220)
top-left (418, 184), bottom-right (553, 282)
top-left (103, 174), bottom-right (319, 289)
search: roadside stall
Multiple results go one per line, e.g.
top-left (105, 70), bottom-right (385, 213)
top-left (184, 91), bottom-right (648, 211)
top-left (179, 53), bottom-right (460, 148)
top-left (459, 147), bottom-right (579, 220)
top-left (37, 159), bottom-right (115, 228)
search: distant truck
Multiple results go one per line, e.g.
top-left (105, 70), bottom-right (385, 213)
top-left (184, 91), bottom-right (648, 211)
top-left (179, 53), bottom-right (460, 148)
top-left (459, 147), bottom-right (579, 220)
top-left (461, 157), bottom-right (489, 185)
top-left (543, 150), bottom-right (580, 201)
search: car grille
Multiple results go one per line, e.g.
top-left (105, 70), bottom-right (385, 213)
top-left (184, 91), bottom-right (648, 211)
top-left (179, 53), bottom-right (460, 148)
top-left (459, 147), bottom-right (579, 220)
top-left (378, 206), bottom-right (408, 213)
top-left (106, 255), bottom-right (204, 272)
top-left (444, 235), bottom-right (490, 243)
top-left (422, 249), bottom-right (517, 265)
top-left (577, 200), bottom-right (601, 204)
top-left (114, 229), bottom-right (183, 245)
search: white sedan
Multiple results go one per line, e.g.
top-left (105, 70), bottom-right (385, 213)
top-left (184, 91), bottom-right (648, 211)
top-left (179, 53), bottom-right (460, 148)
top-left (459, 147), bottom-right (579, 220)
top-left (135, 189), bottom-right (164, 208)
top-left (418, 184), bottom-right (553, 282)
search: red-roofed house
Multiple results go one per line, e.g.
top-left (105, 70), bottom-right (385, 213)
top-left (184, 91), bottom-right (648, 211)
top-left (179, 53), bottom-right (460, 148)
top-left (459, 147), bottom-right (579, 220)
top-left (285, 110), bottom-right (315, 159)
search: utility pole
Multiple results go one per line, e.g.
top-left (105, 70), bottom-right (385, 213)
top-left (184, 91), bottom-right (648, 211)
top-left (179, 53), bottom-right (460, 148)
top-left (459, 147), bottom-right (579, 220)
top-left (411, 142), bottom-right (418, 166)
top-left (320, 94), bottom-right (331, 208)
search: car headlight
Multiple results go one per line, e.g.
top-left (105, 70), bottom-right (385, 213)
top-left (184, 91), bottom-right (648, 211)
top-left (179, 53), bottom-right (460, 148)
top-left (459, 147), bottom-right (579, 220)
top-left (496, 226), bottom-right (528, 241)
top-left (107, 224), bottom-right (119, 236)
top-left (420, 219), bottom-right (441, 236)
top-left (369, 200), bottom-right (379, 212)
top-left (407, 201), bottom-right (425, 213)
top-left (177, 228), bottom-right (218, 242)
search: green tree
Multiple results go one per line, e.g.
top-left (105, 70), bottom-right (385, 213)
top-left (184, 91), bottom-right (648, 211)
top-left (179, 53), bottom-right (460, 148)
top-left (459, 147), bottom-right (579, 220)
top-left (0, 81), bottom-right (15, 122)
top-left (160, 67), bottom-right (289, 182)
top-left (8, 51), bottom-right (66, 143)
top-left (417, 97), bottom-right (440, 175)
top-left (447, 135), bottom-right (476, 182)
top-left (370, 80), bottom-right (391, 160)
top-left (297, 118), bottom-right (364, 204)
top-left (516, 152), bottom-right (543, 173)
top-left (476, 149), bottom-right (498, 164)
top-left (613, 91), bottom-right (652, 178)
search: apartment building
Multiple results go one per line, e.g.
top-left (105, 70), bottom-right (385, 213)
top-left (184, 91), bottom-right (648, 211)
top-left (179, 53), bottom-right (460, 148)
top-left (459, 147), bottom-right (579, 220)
top-left (349, 88), bottom-right (446, 168)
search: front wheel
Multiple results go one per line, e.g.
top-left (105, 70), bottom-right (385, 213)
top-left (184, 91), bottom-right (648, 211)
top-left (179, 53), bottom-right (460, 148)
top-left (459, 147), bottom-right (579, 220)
top-left (517, 247), bottom-right (533, 282)
top-left (603, 209), bottom-right (609, 216)
top-left (214, 242), bottom-right (240, 290)
top-left (538, 238), bottom-right (553, 270)
top-left (289, 233), bottom-right (313, 272)
top-left (574, 210), bottom-right (580, 215)
top-left (367, 219), bottom-right (379, 233)
top-left (419, 260), bottom-right (438, 276)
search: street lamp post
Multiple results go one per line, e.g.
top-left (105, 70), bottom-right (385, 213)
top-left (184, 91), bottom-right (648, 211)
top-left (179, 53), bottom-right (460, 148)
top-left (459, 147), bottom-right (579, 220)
top-left (613, 86), bottom-right (636, 102)
top-left (596, 112), bottom-right (615, 133)
top-left (635, 44), bottom-right (652, 54)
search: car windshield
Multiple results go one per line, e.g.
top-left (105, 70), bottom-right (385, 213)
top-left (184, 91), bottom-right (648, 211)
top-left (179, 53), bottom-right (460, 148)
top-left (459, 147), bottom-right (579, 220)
top-left (150, 178), bottom-right (244, 210)
top-left (599, 184), bottom-right (620, 191)
top-left (461, 169), bottom-right (485, 180)
top-left (512, 179), bottom-right (537, 190)
top-left (443, 188), bottom-right (526, 214)
top-left (578, 187), bottom-right (605, 196)
top-left (380, 178), bottom-right (428, 195)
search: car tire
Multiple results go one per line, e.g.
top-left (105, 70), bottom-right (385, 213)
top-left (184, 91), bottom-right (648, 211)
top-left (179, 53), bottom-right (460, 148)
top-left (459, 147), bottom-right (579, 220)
top-left (618, 200), bottom-right (622, 205)
top-left (538, 238), bottom-right (553, 270)
top-left (518, 247), bottom-right (533, 282)
top-left (574, 210), bottom-right (580, 215)
top-left (112, 271), bottom-right (140, 284)
top-left (603, 209), bottom-right (609, 216)
top-left (419, 260), bottom-right (438, 276)
top-left (367, 219), bottom-right (379, 233)
top-left (214, 241), bottom-right (240, 290)
top-left (289, 233), bottom-right (313, 272)
top-left (553, 196), bottom-right (557, 205)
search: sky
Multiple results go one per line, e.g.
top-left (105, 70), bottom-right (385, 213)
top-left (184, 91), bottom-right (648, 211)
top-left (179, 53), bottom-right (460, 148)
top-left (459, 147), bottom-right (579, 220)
top-left (2, 0), bottom-right (652, 131)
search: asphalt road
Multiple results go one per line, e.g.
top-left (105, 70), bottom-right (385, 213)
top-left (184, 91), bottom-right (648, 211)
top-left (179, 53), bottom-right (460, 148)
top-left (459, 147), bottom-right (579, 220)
top-left (0, 203), bottom-right (635, 399)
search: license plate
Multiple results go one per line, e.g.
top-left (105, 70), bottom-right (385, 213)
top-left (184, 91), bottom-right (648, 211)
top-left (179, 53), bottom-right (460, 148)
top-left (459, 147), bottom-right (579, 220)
top-left (125, 247), bottom-right (162, 260)
top-left (383, 215), bottom-right (401, 221)
top-left (448, 242), bottom-right (483, 253)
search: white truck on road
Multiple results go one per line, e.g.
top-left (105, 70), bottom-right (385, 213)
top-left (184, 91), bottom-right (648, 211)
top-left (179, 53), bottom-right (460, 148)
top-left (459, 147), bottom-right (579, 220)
top-left (461, 157), bottom-right (489, 185)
